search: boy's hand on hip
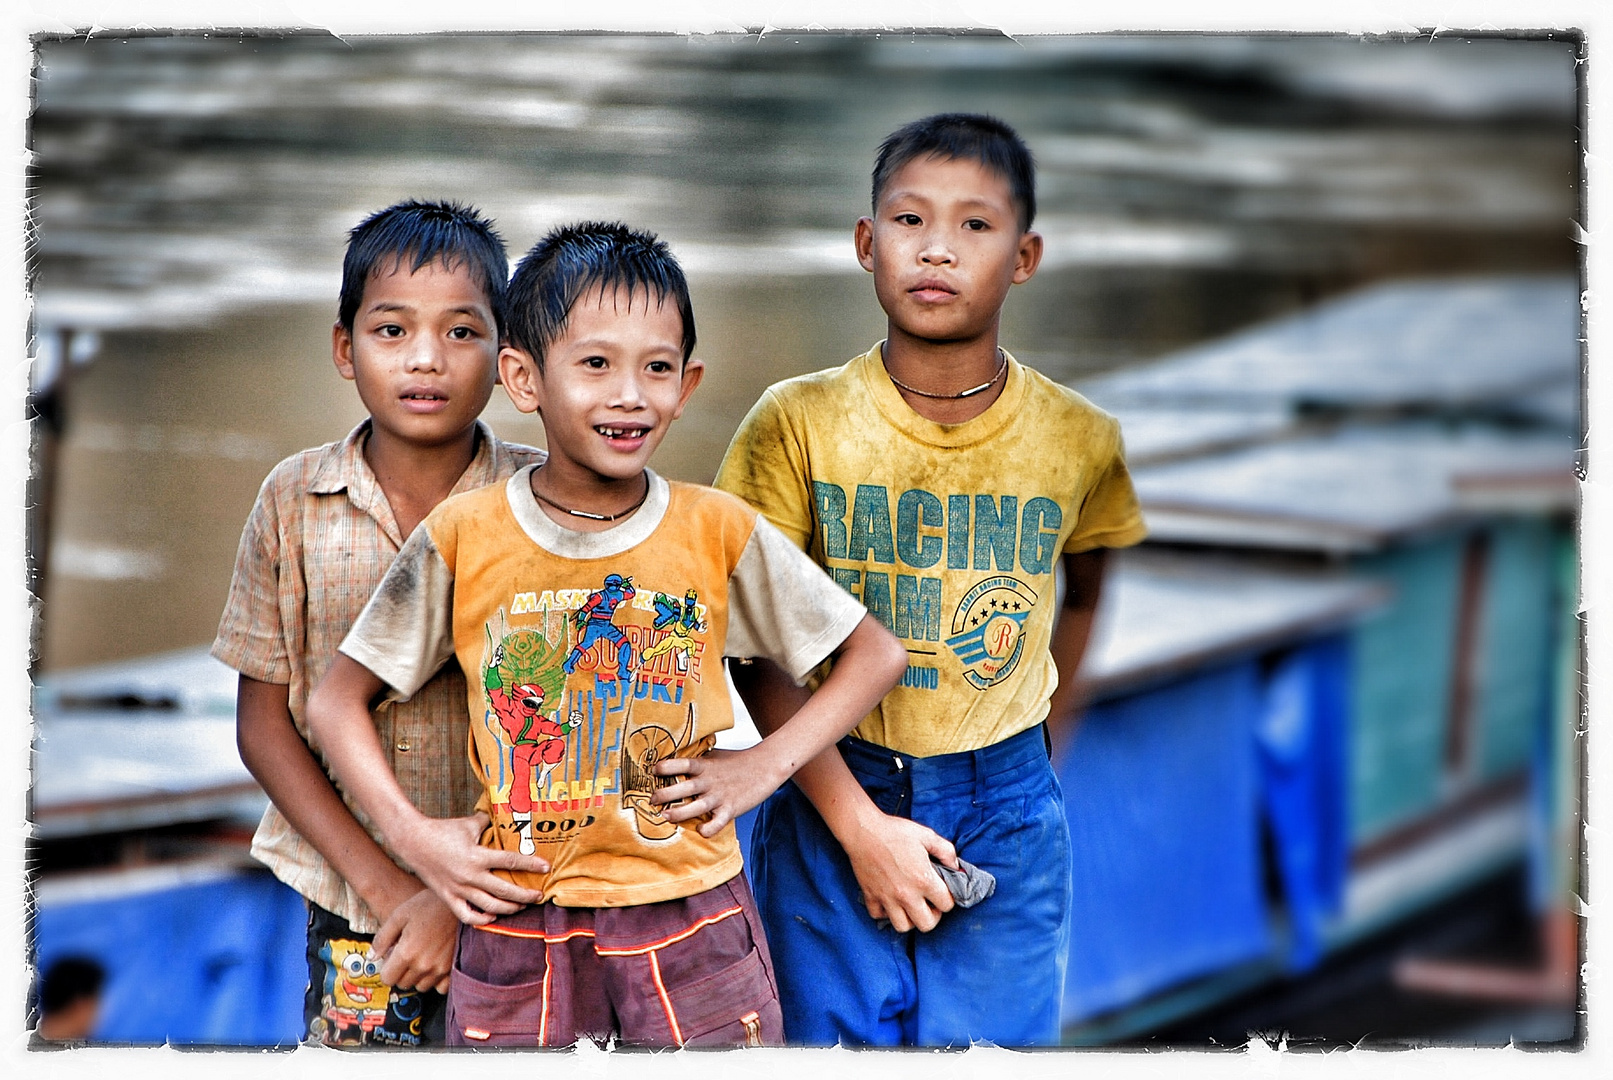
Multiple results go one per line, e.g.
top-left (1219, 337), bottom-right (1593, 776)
top-left (843, 811), bottom-right (958, 933)
top-left (373, 888), bottom-right (458, 995)
top-left (651, 748), bottom-right (785, 838)
top-left (395, 812), bottom-right (549, 925)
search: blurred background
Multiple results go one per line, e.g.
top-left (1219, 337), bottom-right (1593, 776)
top-left (26, 31), bottom-right (1582, 1047)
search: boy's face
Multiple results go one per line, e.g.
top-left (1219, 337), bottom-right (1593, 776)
top-left (332, 258), bottom-right (499, 451)
top-left (498, 284), bottom-right (703, 485)
top-left (856, 154), bottom-right (1042, 346)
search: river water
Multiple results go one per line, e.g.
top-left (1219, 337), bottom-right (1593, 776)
top-left (29, 32), bottom-right (1578, 670)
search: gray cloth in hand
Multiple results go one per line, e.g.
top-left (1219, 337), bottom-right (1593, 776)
top-left (874, 856), bottom-right (996, 929)
top-left (936, 855), bottom-right (996, 908)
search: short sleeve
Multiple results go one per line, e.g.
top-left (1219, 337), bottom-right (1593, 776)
top-left (725, 514), bottom-right (868, 683)
top-left (339, 523), bottom-right (458, 700)
top-left (1064, 421), bottom-right (1148, 554)
top-left (210, 476), bottom-right (292, 684)
top-left (714, 389), bottom-right (816, 551)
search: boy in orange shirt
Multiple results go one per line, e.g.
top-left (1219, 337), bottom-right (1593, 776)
top-left (307, 222), bottom-right (907, 1046)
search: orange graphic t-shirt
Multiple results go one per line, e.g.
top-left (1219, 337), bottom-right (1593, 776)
top-left (341, 469), bottom-right (866, 908)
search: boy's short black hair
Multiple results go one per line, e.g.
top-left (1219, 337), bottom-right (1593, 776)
top-left (40, 956), bottom-right (104, 1015)
top-left (505, 221), bottom-right (696, 370)
top-left (338, 199), bottom-right (509, 332)
top-left (871, 113), bottom-right (1037, 231)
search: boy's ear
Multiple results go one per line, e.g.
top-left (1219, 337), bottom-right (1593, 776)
top-left (671, 358), bottom-right (705, 420)
top-left (1012, 230), bottom-right (1044, 286)
top-left (498, 345), bottom-right (543, 415)
top-left (332, 322), bottom-right (356, 381)
top-left (854, 217), bottom-right (876, 273)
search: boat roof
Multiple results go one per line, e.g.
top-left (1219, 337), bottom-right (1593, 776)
top-left (1083, 549), bottom-right (1387, 701)
top-left (1130, 423), bottom-right (1576, 554)
top-left (1079, 275), bottom-right (1579, 417)
top-left (33, 649), bottom-right (261, 838)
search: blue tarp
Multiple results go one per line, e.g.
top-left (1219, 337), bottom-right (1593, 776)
top-left (34, 868), bottom-right (306, 1044)
top-left (1059, 661), bottom-right (1272, 1023)
top-left (1256, 635), bottom-right (1352, 971)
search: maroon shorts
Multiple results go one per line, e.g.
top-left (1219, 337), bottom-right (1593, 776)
top-left (446, 874), bottom-right (782, 1048)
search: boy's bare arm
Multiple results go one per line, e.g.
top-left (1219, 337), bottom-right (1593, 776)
top-left (237, 675), bottom-right (420, 917)
top-left (305, 654), bottom-right (551, 925)
top-left (722, 650), bottom-right (959, 935)
top-left (1044, 548), bottom-right (1108, 759)
top-left (651, 614), bottom-right (909, 836)
top-left (236, 675), bottom-right (453, 991)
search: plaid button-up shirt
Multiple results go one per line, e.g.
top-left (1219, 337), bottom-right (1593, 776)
top-left (212, 419), bottom-right (544, 931)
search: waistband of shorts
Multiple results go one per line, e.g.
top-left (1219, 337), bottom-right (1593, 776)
top-left (838, 723), bottom-right (1049, 790)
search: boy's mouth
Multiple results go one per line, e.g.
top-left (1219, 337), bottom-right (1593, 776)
top-left (400, 386), bottom-right (449, 412)
top-left (595, 423), bottom-right (651, 449)
top-left (908, 278), bottom-right (958, 304)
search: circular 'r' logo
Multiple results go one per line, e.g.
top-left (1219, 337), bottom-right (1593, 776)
top-left (944, 576), bottom-right (1037, 690)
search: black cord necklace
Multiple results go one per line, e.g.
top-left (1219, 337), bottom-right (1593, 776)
top-left (884, 348), bottom-right (1008, 400)
top-left (530, 466), bottom-right (650, 523)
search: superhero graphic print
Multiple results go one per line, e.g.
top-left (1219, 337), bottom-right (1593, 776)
top-left (481, 575), bottom-right (718, 854)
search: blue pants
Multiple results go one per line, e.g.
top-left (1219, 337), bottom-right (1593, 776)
top-left (748, 725), bottom-right (1071, 1046)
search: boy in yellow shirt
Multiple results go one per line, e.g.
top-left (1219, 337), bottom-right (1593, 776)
top-left (307, 222), bottom-right (907, 1046)
top-left (715, 113), bottom-right (1147, 1046)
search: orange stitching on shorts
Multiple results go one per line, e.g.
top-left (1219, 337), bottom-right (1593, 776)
top-left (648, 951), bottom-right (683, 1046)
top-left (592, 905), bottom-right (743, 956)
top-left (474, 925), bottom-right (597, 942)
top-left (538, 942), bottom-right (552, 1047)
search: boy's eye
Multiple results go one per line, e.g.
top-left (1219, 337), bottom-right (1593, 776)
top-left (964, 219), bottom-right (989, 232)
top-left (448, 326), bottom-right (476, 340)
top-left (646, 360), bottom-right (674, 374)
top-left (583, 355), bottom-right (608, 369)
top-left (376, 324), bottom-right (405, 338)
top-left (894, 213), bottom-right (922, 226)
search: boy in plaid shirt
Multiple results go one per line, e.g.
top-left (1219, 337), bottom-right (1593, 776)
top-left (212, 200), bottom-right (549, 1046)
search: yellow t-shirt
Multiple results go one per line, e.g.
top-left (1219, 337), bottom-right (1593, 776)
top-left (341, 469), bottom-right (867, 907)
top-left (715, 343), bottom-right (1148, 757)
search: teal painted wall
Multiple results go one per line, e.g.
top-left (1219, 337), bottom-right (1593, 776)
top-left (1348, 536), bottom-right (1463, 841)
top-left (1474, 518), bottom-right (1557, 781)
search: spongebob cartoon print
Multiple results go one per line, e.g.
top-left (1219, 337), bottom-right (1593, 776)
top-left (642, 589), bottom-right (707, 674)
top-left (564, 573), bottom-right (636, 681)
top-left (316, 938), bottom-right (393, 1044)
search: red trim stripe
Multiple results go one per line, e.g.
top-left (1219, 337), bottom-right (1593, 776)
top-left (648, 951), bottom-right (683, 1045)
top-left (594, 905), bottom-right (744, 957)
top-left (538, 943), bottom-right (552, 1047)
top-left (473, 925), bottom-right (597, 942)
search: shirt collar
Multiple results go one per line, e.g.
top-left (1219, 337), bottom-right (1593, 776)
top-left (307, 419), bottom-right (375, 497)
top-left (307, 419), bottom-right (504, 545)
top-left (308, 419), bottom-right (504, 498)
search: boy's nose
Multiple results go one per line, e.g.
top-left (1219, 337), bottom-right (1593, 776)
top-left (919, 236), bottom-right (955, 265)
top-left (403, 336), bottom-right (446, 372)
top-left (607, 368), bottom-right (649, 408)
